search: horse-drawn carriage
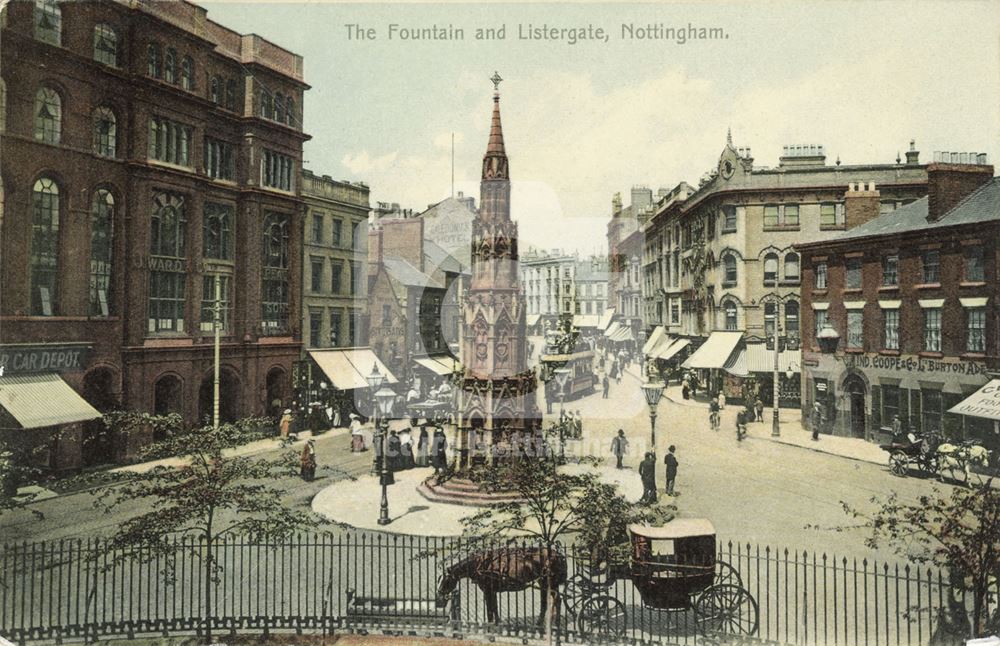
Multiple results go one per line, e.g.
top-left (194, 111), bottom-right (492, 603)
top-left (880, 432), bottom-right (992, 484)
top-left (567, 519), bottom-right (759, 639)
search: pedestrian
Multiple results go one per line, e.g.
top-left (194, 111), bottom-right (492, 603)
top-left (754, 397), bottom-right (764, 424)
top-left (615, 363), bottom-right (623, 385)
top-left (718, 391), bottom-right (726, 410)
top-left (639, 452), bottom-right (657, 504)
top-left (811, 402), bottom-right (823, 441)
top-left (891, 414), bottom-right (904, 443)
top-left (387, 430), bottom-right (402, 472)
top-left (682, 382), bottom-right (690, 400)
top-left (663, 445), bottom-right (678, 496)
top-left (279, 409), bottom-right (294, 439)
top-left (299, 439), bottom-right (317, 481)
top-left (431, 427), bottom-right (448, 475)
top-left (350, 413), bottom-right (366, 452)
top-left (736, 409), bottom-right (747, 441)
top-left (709, 398), bottom-right (720, 431)
top-left (602, 375), bottom-right (610, 399)
top-left (574, 410), bottom-right (583, 439)
top-left (398, 427), bottom-right (415, 470)
top-left (416, 425), bottom-right (430, 467)
top-left (611, 429), bottom-right (629, 469)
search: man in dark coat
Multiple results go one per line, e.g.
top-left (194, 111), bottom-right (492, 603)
top-left (663, 445), bottom-right (678, 495)
top-left (638, 452), bottom-right (657, 504)
top-left (431, 428), bottom-right (448, 475)
top-left (602, 375), bottom-right (610, 399)
top-left (610, 429), bottom-right (628, 469)
top-left (387, 430), bottom-right (402, 472)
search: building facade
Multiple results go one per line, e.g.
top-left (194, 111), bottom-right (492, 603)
top-left (301, 169), bottom-right (369, 350)
top-left (608, 186), bottom-right (659, 346)
top-left (795, 161), bottom-right (997, 446)
top-left (641, 134), bottom-right (932, 401)
top-left (1, 0), bottom-right (308, 468)
top-left (573, 255), bottom-right (609, 318)
top-left (521, 248), bottom-right (577, 325)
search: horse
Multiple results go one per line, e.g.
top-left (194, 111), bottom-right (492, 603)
top-left (436, 546), bottom-right (567, 627)
top-left (937, 443), bottom-right (992, 486)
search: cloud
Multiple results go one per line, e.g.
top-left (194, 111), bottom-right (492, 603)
top-left (341, 150), bottom-right (399, 174)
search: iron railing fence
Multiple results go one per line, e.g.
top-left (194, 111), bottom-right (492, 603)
top-left (0, 534), bottom-right (994, 646)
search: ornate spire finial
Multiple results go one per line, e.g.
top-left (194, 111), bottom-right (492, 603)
top-left (726, 127), bottom-right (732, 146)
top-left (490, 71), bottom-right (503, 94)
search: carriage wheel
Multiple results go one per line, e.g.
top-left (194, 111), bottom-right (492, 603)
top-left (694, 584), bottom-right (759, 636)
top-left (575, 594), bottom-right (627, 639)
top-left (889, 452), bottom-right (909, 477)
top-left (715, 560), bottom-right (742, 588)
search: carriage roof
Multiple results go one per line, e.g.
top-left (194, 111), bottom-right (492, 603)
top-left (628, 519), bottom-right (716, 540)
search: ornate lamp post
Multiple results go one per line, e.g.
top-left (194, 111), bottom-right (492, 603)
top-left (553, 368), bottom-right (570, 461)
top-left (366, 364), bottom-right (385, 474)
top-left (374, 385), bottom-right (397, 526)
top-left (641, 381), bottom-right (664, 454)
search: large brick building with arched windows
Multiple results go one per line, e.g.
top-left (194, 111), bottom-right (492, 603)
top-left (0, 0), bottom-right (308, 470)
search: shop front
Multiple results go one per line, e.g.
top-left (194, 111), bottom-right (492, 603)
top-left (306, 348), bottom-right (399, 423)
top-left (803, 351), bottom-right (992, 444)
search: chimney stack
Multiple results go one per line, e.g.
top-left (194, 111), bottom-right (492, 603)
top-left (926, 158), bottom-right (994, 221)
top-left (844, 181), bottom-right (880, 230)
top-left (368, 224), bottom-right (383, 269)
top-left (905, 140), bottom-right (920, 165)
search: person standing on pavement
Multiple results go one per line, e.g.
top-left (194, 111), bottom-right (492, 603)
top-left (709, 398), bottom-right (720, 431)
top-left (812, 402), bottom-right (824, 441)
top-left (638, 452), bottom-right (657, 504)
top-left (611, 429), bottom-right (629, 469)
top-left (416, 425), bottom-right (430, 467)
top-left (663, 445), bottom-right (678, 495)
top-left (279, 409), bottom-right (294, 439)
top-left (431, 427), bottom-right (448, 475)
top-left (350, 413), bottom-right (366, 452)
top-left (602, 374), bottom-right (610, 399)
top-left (754, 397), bottom-right (764, 424)
top-left (718, 391), bottom-right (726, 410)
top-left (736, 409), bottom-right (747, 441)
top-left (387, 430), bottom-right (402, 472)
top-left (300, 439), bottom-right (317, 481)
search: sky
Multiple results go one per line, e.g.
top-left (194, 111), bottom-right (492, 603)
top-left (202, 1), bottom-right (1000, 256)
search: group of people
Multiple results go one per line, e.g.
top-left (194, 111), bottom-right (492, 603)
top-left (638, 446), bottom-right (679, 504)
top-left (373, 423), bottom-right (450, 479)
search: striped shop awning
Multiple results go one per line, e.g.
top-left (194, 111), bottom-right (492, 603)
top-left (0, 373), bottom-right (101, 429)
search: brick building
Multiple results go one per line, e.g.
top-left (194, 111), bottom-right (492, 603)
top-left (795, 159), bottom-right (998, 446)
top-left (0, 0), bottom-right (308, 469)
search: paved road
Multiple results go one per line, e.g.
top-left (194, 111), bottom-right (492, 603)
top-left (2, 361), bottom-right (961, 563)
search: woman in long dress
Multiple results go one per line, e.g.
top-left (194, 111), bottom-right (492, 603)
top-left (398, 428), bottom-right (415, 470)
top-left (416, 426), bottom-right (429, 467)
top-left (350, 414), bottom-right (366, 452)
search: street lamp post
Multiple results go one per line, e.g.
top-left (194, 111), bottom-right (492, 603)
top-left (374, 386), bottom-right (397, 526)
top-left (771, 325), bottom-right (782, 438)
top-left (366, 364), bottom-right (385, 475)
top-left (641, 381), bottom-right (664, 454)
top-left (212, 276), bottom-right (222, 430)
top-left (553, 368), bottom-right (570, 461)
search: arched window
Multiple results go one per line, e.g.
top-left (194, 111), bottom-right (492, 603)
top-left (785, 301), bottom-right (800, 336)
top-left (164, 48), bottom-right (177, 84)
top-left (30, 177), bottom-right (60, 316)
top-left (723, 300), bottom-right (738, 331)
top-left (93, 24), bottom-right (119, 67)
top-left (784, 252), bottom-right (800, 282)
top-left (764, 301), bottom-right (777, 338)
top-left (225, 78), bottom-right (237, 111)
top-left (261, 212), bottom-right (289, 332)
top-left (180, 56), bottom-right (194, 90)
top-left (202, 202), bottom-right (232, 260)
top-left (33, 0), bottom-right (60, 45)
top-left (150, 192), bottom-right (186, 258)
top-left (273, 92), bottom-right (284, 122)
top-left (147, 42), bottom-right (161, 78)
top-left (722, 253), bottom-right (737, 286)
top-left (260, 90), bottom-right (272, 119)
top-left (285, 96), bottom-right (294, 126)
top-left (763, 252), bottom-right (778, 285)
top-left (90, 190), bottom-right (114, 316)
top-left (34, 86), bottom-right (61, 144)
top-left (92, 106), bottom-right (116, 158)
top-left (210, 76), bottom-right (221, 104)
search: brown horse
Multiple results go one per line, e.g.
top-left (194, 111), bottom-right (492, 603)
top-left (436, 546), bottom-right (567, 626)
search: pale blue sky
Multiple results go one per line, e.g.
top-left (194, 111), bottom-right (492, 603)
top-left (204, 1), bottom-right (999, 254)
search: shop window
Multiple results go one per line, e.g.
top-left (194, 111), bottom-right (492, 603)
top-left (93, 24), bottom-right (119, 67)
top-left (34, 86), bottom-right (61, 144)
top-left (882, 385), bottom-right (901, 428)
top-left (89, 189), bottom-right (114, 316)
top-left (921, 389), bottom-right (943, 435)
top-left (92, 106), bottom-right (117, 158)
top-left (30, 177), bottom-right (60, 316)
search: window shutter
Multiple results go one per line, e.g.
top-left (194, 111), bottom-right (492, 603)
top-left (871, 386), bottom-right (881, 430)
top-left (909, 389), bottom-right (921, 434)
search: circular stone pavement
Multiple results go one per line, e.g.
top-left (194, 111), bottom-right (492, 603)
top-left (312, 462), bottom-right (648, 536)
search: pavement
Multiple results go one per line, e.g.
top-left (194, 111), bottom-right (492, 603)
top-left (311, 462), bottom-right (646, 536)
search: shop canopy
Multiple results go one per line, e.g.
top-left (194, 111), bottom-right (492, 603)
top-left (597, 308), bottom-right (616, 331)
top-left (0, 373), bottom-right (101, 429)
top-left (682, 332), bottom-right (744, 370)
top-left (948, 380), bottom-right (1000, 422)
top-left (642, 326), bottom-right (666, 355)
top-left (309, 348), bottom-right (398, 391)
top-left (573, 314), bottom-right (601, 328)
top-left (655, 338), bottom-right (690, 361)
top-left (412, 354), bottom-right (458, 377)
top-left (610, 326), bottom-right (634, 343)
top-left (526, 314), bottom-right (541, 327)
top-left (724, 343), bottom-right (800, 376)
top-left (604, 322), bottom-right (622, 338)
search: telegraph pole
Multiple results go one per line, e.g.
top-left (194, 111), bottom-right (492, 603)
top-left (213, 275), bottom-right (221, 430)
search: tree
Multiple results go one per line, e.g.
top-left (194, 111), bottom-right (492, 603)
top-left (92, 416), bottom-right (318, 641)
top-left (462, 455), bottom-right (675, 635)
top-left (840, 480), bottom-right (999, 638)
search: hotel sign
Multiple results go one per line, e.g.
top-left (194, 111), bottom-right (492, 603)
top-left (0, 344), bottom-right (91, 374)
top-left (836, 353), bottom-right (988, 377)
